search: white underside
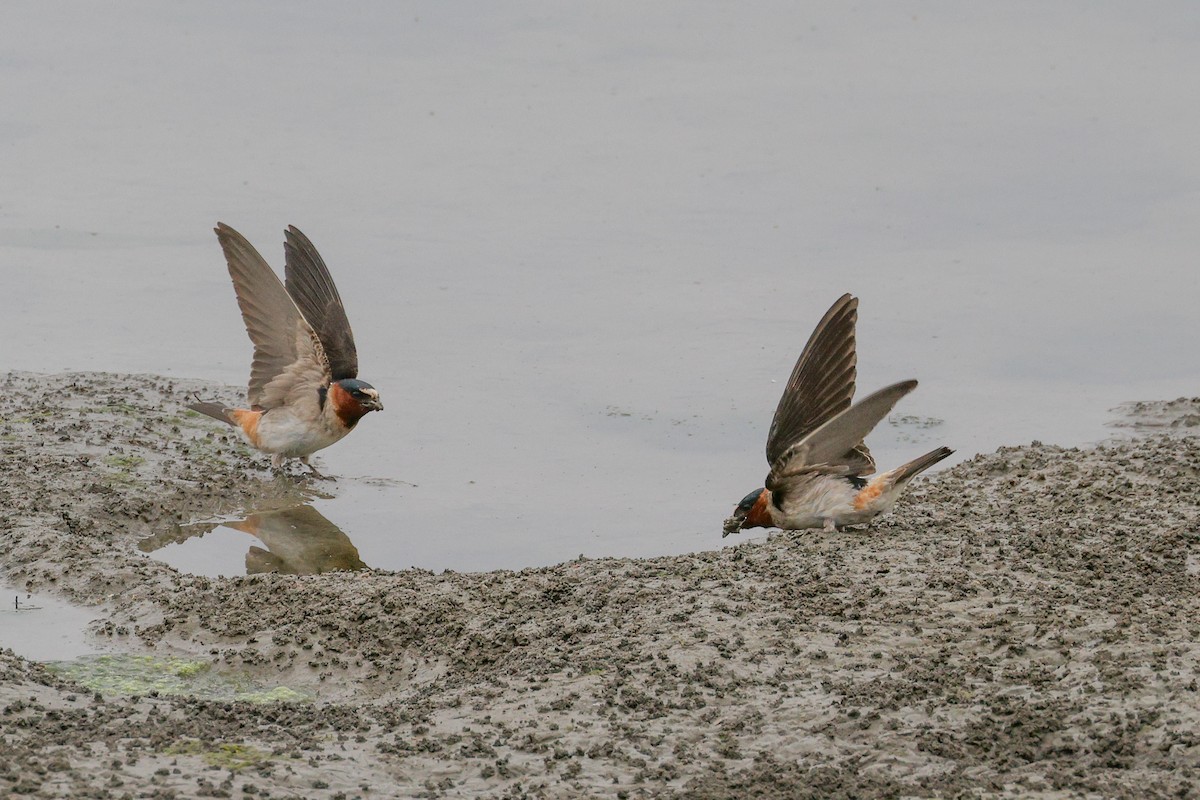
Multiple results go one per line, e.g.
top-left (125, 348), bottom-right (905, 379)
top-left (769, 474), bottom-right (903, 530)
top-left (246, 406), bottom-right (350, 459)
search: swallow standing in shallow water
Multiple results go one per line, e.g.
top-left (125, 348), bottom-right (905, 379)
top-left (190, 223), bottom-right (382, 479)
top-left (723, 294), bottom-right (951, 537)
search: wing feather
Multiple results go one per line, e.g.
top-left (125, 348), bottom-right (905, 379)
top-left (765, 294), bottom-right (862, 466)
top-left (767, 380), bottom-right (917, 495)
top-left (213, 223), bottom-right (332, 409)
top-left (283, 226), bottom-right (359, 381)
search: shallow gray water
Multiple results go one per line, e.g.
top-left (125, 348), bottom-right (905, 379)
top-left (3, 3), bottom-right (1198, 573)
top-left (0, 589), bottom-right (113, 662)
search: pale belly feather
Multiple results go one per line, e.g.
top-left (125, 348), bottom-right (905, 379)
top-left (771, 475), bottom-right (862, 530)
top-left (771, 472), bottom-right (912, 529)
top-left (250, 408), bottom-right (349, 458)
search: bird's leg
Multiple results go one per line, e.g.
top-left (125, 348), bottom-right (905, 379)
top-left (269, 453), bottom-right (301, 481)
top-left (300, 456), bottom-right (336, 482)
top-left (823, 517), bottom-right (838, 533)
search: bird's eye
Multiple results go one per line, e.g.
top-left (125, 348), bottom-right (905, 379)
top-left (352, 390), bottom-right (365, 398)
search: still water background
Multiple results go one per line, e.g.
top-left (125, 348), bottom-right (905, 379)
top-left (3, 3), bottom-right (1198, 573)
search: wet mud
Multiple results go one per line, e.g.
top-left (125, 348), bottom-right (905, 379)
top-left (1, 372), bottom-right (1198, 799)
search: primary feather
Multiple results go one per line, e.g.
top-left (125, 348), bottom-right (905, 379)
top-left (283, 225), bottom-right (359, 381)
top-left (765, 294), bottom-right (871, 472)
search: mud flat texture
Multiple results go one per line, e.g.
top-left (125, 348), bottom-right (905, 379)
top-left (1, 372), bottom-right (1199, 799)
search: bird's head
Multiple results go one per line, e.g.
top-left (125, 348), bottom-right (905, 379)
top-left (328, 378), bottom-right (383, 426)
top-left (722, 488), bottom-right (770, 537)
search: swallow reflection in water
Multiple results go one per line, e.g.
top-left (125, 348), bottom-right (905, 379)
top-left (139, 504), bottom-right (366, 576)
top-left (723, 294), bottom-right (952, 537)
top-left (190, 223), bottom-right (382, 480)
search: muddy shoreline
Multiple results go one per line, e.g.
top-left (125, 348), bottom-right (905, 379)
top-left (1, 372), bottom-right (1198, 799)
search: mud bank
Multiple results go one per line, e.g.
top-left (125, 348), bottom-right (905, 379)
top-left (1, 372), bottom-right (1198, 799)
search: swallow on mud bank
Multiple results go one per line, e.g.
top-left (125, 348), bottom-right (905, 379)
top-left (723, 294), bottom-right (951, 537)
top-left (190, 223), bottom-right (382, 479)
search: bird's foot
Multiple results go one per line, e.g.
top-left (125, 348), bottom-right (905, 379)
top-left (822, 518), bottom-right (838, 533)
top-left (300, 458), bottom-right (336, 482)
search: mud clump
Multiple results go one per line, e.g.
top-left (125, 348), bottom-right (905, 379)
top-left (1111, 396), bottom-right (1200, 432)
top-left (1, 371), bottom-right (1199, 799)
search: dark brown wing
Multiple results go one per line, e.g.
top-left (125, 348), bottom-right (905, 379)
top-left (283, 226), bottom-right (359, 381)
top-left (214, 223), bottom-right (332, 410)
top-left (765, 294), bottom-right (862, 467)
top-left (767, 380), bottom-right (917, 495)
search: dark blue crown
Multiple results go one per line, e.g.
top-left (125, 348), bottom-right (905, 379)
top-left (736, 489), bottom-right (763, 513)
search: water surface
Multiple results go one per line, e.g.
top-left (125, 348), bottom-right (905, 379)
top-left (3, 3), bottom-right (1198, 572)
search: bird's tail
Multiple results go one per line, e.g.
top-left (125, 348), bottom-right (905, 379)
top-left (188, 401), bottom-right (236, 427)
top-left (889, 446), bottom-right (954, 486)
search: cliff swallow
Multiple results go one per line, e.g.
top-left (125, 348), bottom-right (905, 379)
top-left (230, 504), bottom-right (367, 576)
top-left (723, 294), bottom-right (951, 537)
top-left (190, 223), bottom-right (382, 479)
top-left (138, 504), bottom-right (366, 575)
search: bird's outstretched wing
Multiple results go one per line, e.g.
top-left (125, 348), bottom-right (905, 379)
top-left (284, 226), bottom-right (358, 381)
top-left (214, 223), bottom-right (331, 410)
top-left (765, 294), bottom-right (865, 468)
top-left (766, 380), bottom-right (917, 497)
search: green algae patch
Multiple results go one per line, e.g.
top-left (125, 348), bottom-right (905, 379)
top-left (170, 659), bottom-right (210, 679)
top-left (103, 453), bottom-right (146, 469)
top-left (3, 410), bottom-right (53, 424)
top-left (45, 654), bottom-right (311, 703)
top-left (238, 685), bottom-right (309, 703)
top-left (166, 741), bottom-right (274, 771)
